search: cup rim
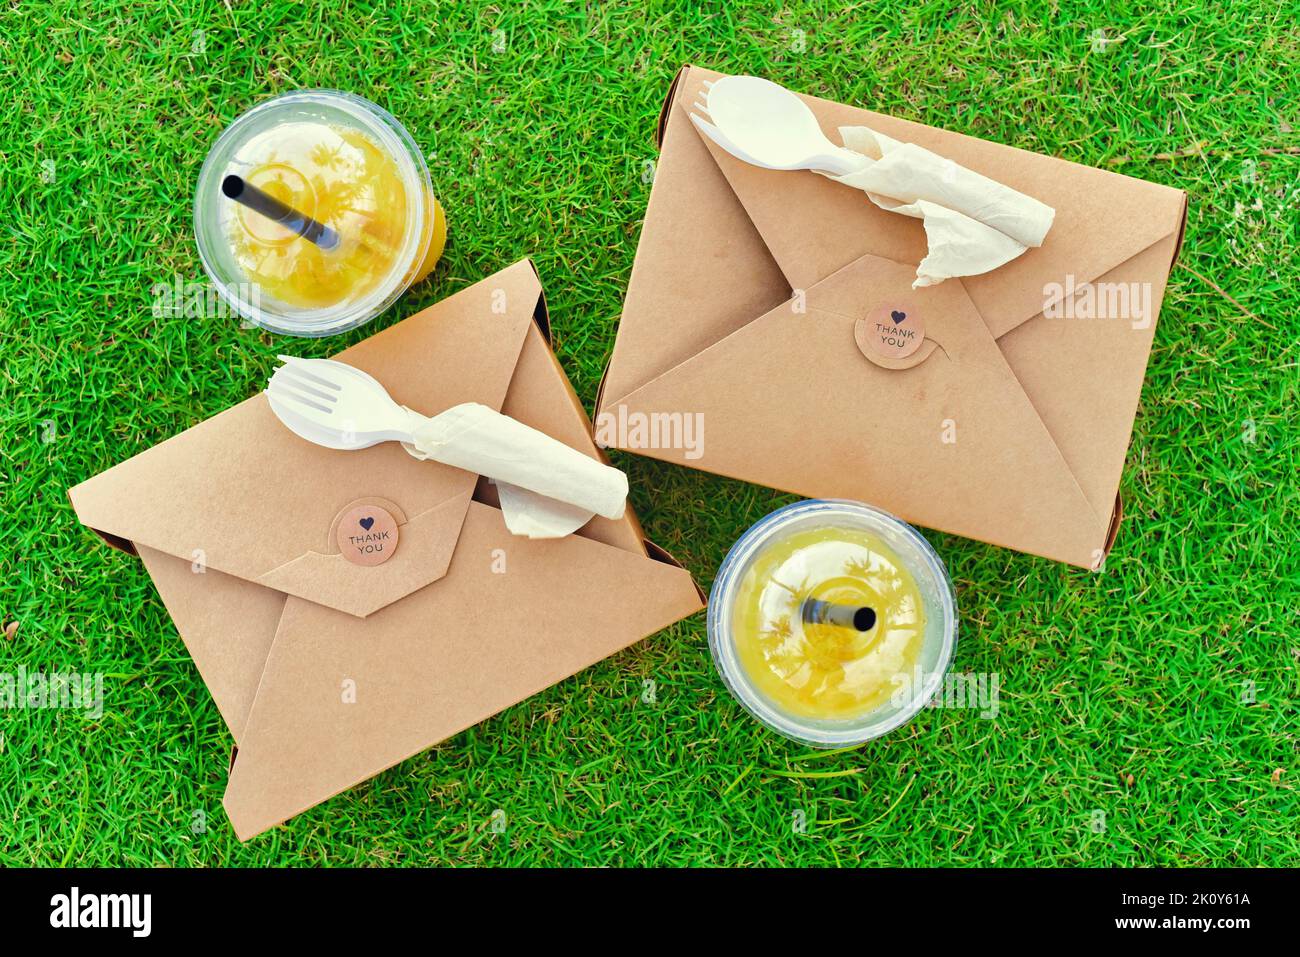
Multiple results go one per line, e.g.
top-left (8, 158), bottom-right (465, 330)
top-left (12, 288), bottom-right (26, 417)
top-left (707, 499), bottom-right (958, 747)
top-left (193, 88), bottom-right (432, 337)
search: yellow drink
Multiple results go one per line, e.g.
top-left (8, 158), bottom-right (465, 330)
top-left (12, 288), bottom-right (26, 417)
top-left (196, 90), bottom-right (445, 335)
top-left (731, 524), bottom-right (926, 720)
top-left (227, 123), bottom-right (446, 310)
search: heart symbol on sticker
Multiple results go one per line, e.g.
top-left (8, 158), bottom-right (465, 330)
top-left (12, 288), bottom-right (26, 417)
top-left (891, 310), bottom-right (906, 323)
top-left (359, 517), bottom-right (375, 531)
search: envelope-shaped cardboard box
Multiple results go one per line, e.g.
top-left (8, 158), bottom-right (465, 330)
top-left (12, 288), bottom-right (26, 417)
top-left (69, 259), bottom-right (704, 840)
top-left (599, 66), bottom-right (1189, 569)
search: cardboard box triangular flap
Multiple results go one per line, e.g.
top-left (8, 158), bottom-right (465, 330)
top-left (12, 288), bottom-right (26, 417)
top-left (223, 500), bottom-right (702, 840)
top-left (612, 254), bottom-right (1111, 567)
top-left (69, 260), bottom-right (546, 618)
top-left (673, 66), bottom-right (1187, 339)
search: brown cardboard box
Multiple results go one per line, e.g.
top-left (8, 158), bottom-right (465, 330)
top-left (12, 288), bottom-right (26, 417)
top-left (600, 66), bottom-right (1188, 569)
top-left (69, 259), bottom-right (704, 839)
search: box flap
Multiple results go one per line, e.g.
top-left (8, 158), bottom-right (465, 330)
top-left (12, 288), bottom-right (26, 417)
top-left (675, 67), bottom-right (1188, 341)
top-left (69, 261), bottom-right (546, 618)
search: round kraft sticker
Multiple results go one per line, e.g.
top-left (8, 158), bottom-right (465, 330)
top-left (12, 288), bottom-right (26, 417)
top-left (336, 504), bottom-right (400, 567)
top-left (861, 302), bottom-right (925, 359)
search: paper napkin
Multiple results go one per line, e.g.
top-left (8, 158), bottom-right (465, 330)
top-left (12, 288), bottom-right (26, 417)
top-left (822, 126), bottom-right (1056, 287)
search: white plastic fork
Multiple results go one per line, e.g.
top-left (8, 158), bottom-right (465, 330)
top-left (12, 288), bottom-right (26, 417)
top-left (266, 355), bottom-right (418, 449)
top-left (689, 75), bottom-right (870, 177)
top-left (264, 356), bottom-right (629, 522)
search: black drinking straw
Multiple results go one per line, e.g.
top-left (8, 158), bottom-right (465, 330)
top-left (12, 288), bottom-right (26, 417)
top-left (221, 174), bottom-right (340, 250)
top-left (802, 599), bottom-right (877, 632)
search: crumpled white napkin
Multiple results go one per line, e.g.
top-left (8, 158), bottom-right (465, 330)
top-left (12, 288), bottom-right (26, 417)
top-left (819, 127), bottom-right (1055, 288)
top-left (401, 402), bottom-right (628, 539)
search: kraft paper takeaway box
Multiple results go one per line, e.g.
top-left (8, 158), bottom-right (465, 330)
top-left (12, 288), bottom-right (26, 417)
top-left (69, 260), bottom-right (704, 840)
top-left (599, 66), bottom-right (1188, 569)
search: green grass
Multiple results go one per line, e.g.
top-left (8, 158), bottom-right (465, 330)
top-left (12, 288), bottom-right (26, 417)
top-left (1, 0), bottom-right (1297, 866)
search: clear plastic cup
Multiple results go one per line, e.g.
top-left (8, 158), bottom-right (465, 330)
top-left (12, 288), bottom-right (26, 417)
top-left (708, 499), bottom-right (958, 747)
top-left (194, 90), bottom-right (446, 337)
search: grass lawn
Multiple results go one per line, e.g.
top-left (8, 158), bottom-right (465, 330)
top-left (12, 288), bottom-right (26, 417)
top-left (0, 0), bottom-right (1296, 866)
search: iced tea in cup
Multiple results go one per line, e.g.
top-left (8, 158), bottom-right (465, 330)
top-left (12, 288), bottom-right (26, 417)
top-left (708, 500), bottom-right (958, 747)
top-left (194, 90), bottom-right (447, 336)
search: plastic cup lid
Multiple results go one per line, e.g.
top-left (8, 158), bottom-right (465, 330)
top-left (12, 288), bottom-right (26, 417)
top-left (708, 499), bottom-right (959, 747)
top-left (194, 90), bottom-right (431, 337)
